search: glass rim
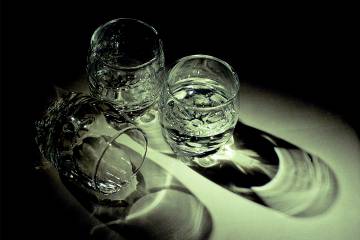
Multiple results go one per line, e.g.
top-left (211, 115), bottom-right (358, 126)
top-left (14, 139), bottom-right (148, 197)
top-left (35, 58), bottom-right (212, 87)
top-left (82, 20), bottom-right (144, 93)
top-left (92, 124), bottom-right (148, 193)
top-left (166, 54), bottom-right (240, 111)
top-left (89, 17), bottom-right (162, 71)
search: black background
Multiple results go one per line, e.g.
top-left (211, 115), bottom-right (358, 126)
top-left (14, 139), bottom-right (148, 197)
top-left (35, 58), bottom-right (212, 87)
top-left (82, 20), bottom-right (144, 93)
top-left (1, 1), bottom-right (358, 239)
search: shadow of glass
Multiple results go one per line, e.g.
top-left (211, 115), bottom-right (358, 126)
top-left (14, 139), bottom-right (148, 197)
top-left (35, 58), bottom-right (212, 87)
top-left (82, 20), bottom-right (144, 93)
top-left (188, 121), bottom-right (338, 217)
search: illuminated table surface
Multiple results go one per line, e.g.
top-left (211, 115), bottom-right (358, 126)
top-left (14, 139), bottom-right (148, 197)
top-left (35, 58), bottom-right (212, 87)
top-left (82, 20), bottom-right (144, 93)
top-left (41, 77), bottom-right (360, 240)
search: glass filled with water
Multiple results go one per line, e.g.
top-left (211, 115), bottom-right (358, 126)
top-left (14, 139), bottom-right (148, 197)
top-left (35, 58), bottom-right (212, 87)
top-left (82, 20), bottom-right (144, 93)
top-left (160, 55), bottom-right (240, 163)
top-left (87, 18), bottom-right (165, 118)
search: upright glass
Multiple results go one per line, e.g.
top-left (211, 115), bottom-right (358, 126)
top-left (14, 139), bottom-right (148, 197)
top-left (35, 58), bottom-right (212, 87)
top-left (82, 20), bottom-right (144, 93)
top-left (87, 18), bottom-right (165, 117)
top-left (160, 55), bottom-right (240, 162)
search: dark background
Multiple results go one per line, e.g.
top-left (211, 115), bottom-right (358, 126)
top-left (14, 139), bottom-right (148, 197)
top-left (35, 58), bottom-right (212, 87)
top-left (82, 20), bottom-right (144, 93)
top-left (1, 1), bottom-right (358, 239)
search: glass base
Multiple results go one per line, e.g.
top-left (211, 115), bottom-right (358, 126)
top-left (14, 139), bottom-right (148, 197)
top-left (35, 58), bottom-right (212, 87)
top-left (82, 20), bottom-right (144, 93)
top-left (177, 153), bottom-right (220, 168)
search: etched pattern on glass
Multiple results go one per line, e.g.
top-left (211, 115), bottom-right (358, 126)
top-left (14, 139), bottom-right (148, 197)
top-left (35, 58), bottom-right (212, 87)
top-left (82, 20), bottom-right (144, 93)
top-left (87, 18), bottom-right (165, 117)
top-left (35, 93), bottom-right (147, 196)
top-left (88, 55), bottom-right (164, 116)
top-left (161, 77), bottom-right (238, 156)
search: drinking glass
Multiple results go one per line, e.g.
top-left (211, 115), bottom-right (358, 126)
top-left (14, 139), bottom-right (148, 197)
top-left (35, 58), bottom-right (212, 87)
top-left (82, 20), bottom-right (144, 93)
top-left (159, 55), bottom-right (240, 162)
top-left (87, 18), bottom-right (165, 118)
top-left (35, 92), bottom-right (148, 199)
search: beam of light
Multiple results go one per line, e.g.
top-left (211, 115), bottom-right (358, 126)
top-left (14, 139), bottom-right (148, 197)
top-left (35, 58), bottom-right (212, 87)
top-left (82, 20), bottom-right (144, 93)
top-left (210, 144), bottom-right (278, 178)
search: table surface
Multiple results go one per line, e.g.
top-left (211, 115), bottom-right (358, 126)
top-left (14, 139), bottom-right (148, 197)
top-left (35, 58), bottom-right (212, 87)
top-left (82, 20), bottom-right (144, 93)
top-left (39, 77), bottom-right (360, 240)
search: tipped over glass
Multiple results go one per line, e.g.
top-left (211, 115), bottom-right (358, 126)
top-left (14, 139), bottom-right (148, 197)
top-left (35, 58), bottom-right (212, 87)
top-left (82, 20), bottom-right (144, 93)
top-left (35, 92), bottom-right (147, 199)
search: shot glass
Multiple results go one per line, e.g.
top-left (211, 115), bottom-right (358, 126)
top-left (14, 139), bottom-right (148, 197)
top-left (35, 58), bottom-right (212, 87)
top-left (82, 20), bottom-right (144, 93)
top-left (87, 18), bottom-right (165, 118)
top-left (159, 55), bottom-right (240, 163)
top-left (35, 92), bottom-right (148, 200)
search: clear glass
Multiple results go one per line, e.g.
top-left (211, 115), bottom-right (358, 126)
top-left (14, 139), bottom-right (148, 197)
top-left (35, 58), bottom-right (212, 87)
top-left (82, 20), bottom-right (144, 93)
top-left (35, 92), bottom-right (147, 198)
top-left (160, 55), bottom-right (240, 161)
top-left (87, 18), bottom-right (165, 118)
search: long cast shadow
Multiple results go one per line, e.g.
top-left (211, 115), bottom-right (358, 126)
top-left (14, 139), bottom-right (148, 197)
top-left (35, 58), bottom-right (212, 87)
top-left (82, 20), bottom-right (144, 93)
top-left (187, 121), bottom-right (338, 217)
